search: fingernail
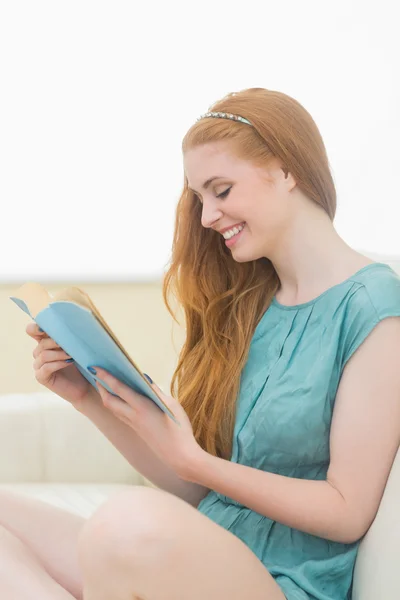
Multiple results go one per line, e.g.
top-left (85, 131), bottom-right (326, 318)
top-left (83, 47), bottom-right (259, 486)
top-left (65, 359), bottom-right (74, 363)
top-left (39, 327), bottom-right (44, 332)
top-left (88, 367), bottom-right (97, 375)
top-left (143, 373), bottom-right (153, 384)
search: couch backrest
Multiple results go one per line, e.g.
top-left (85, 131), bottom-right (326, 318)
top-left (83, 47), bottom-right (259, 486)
top-left (0, 392), bottom-right (147, 485)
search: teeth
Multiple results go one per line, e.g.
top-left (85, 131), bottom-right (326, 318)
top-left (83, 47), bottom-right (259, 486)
top-left (223, 223), bottom-right (245, 239)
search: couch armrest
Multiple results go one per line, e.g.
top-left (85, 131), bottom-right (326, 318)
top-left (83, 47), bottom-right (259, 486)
top-left (352, 446), bottom-right (400, 598)
top-left (0, 392), bottom-right (147, 485)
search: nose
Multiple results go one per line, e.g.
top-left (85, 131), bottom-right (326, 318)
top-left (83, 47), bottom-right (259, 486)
top-left (200, 200), bottom-right (223, 229)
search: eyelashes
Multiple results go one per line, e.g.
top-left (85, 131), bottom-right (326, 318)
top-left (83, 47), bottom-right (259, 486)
top-left (217, 187), bottom-right (231, 199)
top-left (194, 186), bottom-right (232, 204)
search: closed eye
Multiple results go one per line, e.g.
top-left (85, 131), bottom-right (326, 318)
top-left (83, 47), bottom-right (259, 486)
top-left (193, 186), bottom-right (231, 204)
top-left (217, 187), bottom-right (231, 199)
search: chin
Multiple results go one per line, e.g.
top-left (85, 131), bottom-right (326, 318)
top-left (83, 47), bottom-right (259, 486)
top-left (230, 250), bottom-right (263, 263)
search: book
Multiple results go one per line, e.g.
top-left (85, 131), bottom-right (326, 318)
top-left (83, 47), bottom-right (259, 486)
top-left (9, 282), bottom-right (178, 423)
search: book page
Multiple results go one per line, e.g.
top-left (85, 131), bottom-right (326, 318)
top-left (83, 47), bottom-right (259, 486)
top-left (11, 282), bottom-right (51, 317)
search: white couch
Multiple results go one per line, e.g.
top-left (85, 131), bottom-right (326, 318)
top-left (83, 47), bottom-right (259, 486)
top-left (0, 391), bottom-right (399, 599)
top-left (0, 392), bottom-right (156, 516)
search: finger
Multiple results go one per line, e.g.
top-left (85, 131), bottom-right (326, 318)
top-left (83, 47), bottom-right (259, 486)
top-left (97, 381), bottom-right (136, 420)
top-left (26, 322), bottom-right (48, 340)
top-left (148, 380), bottom-right (165, 397)
top-left (35, 359), bottom-right (77, 384)
top-left (33, 337), bottom-right (65, 359)
top-left (94, 368), bottom-right (163, 424)
top-left (26, 322), bottom-right (47, 337)
top-left (92, 368), bottom-right (141, 408)
top-left (145, 379), bottom-right (177, 412)
top-left (33, 348), bottom-right (73, 371)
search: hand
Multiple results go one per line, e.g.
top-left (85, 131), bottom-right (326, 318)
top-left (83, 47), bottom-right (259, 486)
top-left (93, 367), bottom-right (203, 479)
top-left (26, 322), bottom-right (91, 411)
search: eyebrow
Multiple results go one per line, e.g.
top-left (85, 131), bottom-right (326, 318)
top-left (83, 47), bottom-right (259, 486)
top-left (188, 176), bottom-right (224, 193)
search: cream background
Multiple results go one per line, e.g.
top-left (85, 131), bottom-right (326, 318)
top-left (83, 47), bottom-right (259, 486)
top-left (1, 253), bottom-right (399, 395)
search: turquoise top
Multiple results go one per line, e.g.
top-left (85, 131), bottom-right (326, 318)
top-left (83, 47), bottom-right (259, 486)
top-left (197, 262), bottom-right (400, 600)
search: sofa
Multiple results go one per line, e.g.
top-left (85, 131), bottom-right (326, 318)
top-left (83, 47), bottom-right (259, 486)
top-left (0, 391), bottom-right (399, 599)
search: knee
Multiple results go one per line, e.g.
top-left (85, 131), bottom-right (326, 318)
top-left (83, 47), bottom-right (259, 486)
top-left (78, 486), bottom-right (182, 568)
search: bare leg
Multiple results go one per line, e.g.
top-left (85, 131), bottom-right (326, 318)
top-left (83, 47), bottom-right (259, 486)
top-left (79, 487), bottom-right (286, 600)
top-left (0, 489), bottom-right (86, 599)
top-left (0, 524), bottom-right (76, 599)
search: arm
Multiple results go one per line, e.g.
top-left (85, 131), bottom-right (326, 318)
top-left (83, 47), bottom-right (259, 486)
top-left (80, 387), bottom-right (210, 508)
top-left (183, 317), bottom-right (400, 544)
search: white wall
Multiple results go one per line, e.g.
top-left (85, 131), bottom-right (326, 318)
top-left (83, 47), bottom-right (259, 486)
top-left (1, 1), bottom-right (399, 284)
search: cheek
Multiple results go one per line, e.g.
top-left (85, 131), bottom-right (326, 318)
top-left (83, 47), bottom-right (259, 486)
top-left (246, 203), bottom-right (269, 231)
top-left (255, 193), bottom-right (285, 225)
top-left (245, 205), bottom-right (285, 245)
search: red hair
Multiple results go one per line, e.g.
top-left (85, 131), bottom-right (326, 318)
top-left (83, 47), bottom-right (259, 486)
top-left (162, 88), bottom-right (337, 459)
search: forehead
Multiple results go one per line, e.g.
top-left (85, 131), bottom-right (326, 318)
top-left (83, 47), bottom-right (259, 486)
top-left (183, 143), bottom-right (248, 183)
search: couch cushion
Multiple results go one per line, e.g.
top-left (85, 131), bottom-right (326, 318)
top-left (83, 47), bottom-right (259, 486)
top-left (0, 483), bottom-right (135, 518)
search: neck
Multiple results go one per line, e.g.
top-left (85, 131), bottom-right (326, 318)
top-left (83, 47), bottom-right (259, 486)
top-left (270, 209), bottom-right (369, 304)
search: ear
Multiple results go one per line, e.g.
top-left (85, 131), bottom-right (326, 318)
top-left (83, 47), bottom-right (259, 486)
top-left (282, 166), bottom-right (297, 192)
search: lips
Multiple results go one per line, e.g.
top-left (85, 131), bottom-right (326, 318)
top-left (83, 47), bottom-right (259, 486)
top-left (224, 223), bottom-right (245, 247)
top-left (220, 221), bottom-right (246, 235)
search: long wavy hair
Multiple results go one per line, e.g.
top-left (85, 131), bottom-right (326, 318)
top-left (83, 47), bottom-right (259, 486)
top-left (162, 88), bottom-right (337, 460)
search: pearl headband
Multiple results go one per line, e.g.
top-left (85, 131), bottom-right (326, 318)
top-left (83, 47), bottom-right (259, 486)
top-left (196, 111), bottom-right (253, 126)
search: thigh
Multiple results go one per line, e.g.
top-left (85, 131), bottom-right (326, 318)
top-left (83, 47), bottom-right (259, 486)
top-left (0, 488), bottom-right (86, 600)
top-left (83, 487), bottom-right (287, 600)
top-left (168, 499), bottom-right (287, 600)
top-left (0, 525), bottom-right (76, 599)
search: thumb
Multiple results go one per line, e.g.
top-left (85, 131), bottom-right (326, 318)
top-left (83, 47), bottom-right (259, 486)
top-left (144, 373), bottom-right (165, 395)
top-left (144, 373), bottom-right (181, 423)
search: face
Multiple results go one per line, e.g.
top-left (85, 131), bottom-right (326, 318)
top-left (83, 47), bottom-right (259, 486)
top-left (183, 142), bottom-right (296, 262)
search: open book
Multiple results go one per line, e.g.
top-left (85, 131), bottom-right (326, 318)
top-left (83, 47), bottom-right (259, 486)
top-left (10, 282), bottom-right (178, 423)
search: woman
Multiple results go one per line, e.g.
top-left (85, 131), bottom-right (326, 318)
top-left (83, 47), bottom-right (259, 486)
top-left (2, 88), bottom-right (400, 600)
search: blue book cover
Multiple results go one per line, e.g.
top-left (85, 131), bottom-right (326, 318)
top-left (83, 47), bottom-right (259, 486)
top-left (10, 282), bottom-right (178, 423)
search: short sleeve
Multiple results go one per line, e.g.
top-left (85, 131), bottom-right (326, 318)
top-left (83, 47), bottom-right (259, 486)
top-left (340, 272), bottom-right (400, 370)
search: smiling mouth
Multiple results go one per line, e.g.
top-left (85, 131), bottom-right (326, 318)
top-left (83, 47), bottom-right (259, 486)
top-left (221, 222), bottom-right (246, 239)
top-left (224, 223), bottom-right (246, 247)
